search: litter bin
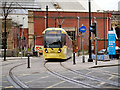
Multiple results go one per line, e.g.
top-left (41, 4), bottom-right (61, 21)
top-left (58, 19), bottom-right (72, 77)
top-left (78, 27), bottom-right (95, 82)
top-left (33, 51), bottom-right (38, 56)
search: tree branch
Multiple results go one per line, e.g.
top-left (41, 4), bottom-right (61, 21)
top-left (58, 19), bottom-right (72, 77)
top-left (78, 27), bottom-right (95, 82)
top-left (6, 2), bottom-right (13, 17)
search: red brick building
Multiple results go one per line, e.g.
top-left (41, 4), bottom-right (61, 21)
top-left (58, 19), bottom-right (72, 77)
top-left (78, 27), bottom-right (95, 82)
top-left (13, 27), bottom-right (29, 53)
top-left (32, 11), bottom-right (114, 52)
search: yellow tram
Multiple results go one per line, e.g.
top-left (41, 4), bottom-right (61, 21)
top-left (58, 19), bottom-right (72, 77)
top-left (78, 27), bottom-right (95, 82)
top-left (42, 28), bottom-right (72, 60)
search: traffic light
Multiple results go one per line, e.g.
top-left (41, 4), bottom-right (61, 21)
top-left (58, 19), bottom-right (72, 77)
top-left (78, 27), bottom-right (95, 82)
top-left (90, 22), bottom-right (97, 37)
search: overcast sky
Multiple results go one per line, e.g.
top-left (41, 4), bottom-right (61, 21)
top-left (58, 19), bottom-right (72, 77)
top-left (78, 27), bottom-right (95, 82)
top-left (94, 0), bottom-right (119, 10)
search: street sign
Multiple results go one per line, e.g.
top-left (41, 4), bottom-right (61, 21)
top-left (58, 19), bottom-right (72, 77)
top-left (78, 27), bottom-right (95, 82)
top-left (108, 33), bottom-right (116, 55)
top-left (80, 26), bottom-right (86, 33)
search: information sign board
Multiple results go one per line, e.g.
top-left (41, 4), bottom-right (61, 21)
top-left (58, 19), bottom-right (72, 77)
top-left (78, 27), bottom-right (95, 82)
top-left (108, 33), bottom-right (116, 55)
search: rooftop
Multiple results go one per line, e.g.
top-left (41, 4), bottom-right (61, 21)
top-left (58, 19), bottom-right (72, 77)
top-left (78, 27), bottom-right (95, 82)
top-left (36, 0), bottom-right (101, 12)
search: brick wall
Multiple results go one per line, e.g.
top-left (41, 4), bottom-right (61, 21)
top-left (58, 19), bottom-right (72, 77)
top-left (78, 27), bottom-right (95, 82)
top-left (33, 11), bottom-right (111, 52)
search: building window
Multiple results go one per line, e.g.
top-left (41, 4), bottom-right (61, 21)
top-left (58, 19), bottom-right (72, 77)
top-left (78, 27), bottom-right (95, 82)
top-left (115, 27), bottom-right (120, 39)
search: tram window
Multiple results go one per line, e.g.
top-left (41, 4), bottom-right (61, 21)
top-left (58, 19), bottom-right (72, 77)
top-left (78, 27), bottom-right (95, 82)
top-left (43, 34), bottom-right (62, 48)
top-left (62, 34), bottom-right (66, 45)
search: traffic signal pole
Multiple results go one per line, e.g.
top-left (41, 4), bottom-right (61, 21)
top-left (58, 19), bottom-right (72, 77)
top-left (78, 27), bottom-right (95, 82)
top-left (88, 0), bottom-right (93, 62)
top-left (90, 22), bottom-right (97, 65)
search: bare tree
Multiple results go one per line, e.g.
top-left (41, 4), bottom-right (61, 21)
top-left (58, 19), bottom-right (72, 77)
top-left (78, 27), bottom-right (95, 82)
top-left (2, 2), bottom-right (13, 61)
top-left (1, 1), bottom-right (40, 61)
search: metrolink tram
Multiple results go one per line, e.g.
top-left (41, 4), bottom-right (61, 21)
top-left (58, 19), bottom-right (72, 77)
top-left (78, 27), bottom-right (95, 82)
top-left (42, 28), bottom-right (72, 60)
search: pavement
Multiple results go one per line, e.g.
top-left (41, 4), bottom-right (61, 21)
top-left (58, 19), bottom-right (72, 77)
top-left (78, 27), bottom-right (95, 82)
top-left (1, 55), bottom-right (120, 88)
top-left (62, 55), bottom-right (120, 70)
top-left (2, 55), bottom-right (120, 71)
top-left (2, 54), bottom-right (120, 64)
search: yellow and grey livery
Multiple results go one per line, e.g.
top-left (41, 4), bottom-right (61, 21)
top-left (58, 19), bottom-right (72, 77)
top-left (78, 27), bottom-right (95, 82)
top-left (42, 28), bottom-right (72, 60)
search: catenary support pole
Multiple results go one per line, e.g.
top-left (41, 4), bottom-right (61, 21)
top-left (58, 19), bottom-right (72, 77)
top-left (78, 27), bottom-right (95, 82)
top-left (88, 0), bottom-right (93, 62)
top-left (46, 5), bottom-right (48, 28)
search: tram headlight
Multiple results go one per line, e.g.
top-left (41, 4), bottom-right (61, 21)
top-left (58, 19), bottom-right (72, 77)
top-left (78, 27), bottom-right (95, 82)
top-left (45, 49), bottom-right (48, 53)
top-left (58, 48), bottom-right (61, 53)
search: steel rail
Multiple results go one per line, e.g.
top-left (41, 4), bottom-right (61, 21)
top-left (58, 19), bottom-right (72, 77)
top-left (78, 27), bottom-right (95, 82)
top-left (8, 59), bottom-right (41, 89)
top-left (60, 62), bottom-right (120, 87)
top-left (44, 61), bottom-right (100, 88)
top-left (8, 63), bottom-right (29, 89)
top-left (90, 68), bottom-right (120, 77)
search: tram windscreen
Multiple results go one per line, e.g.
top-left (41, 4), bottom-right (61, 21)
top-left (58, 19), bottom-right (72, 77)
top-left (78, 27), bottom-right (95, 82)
top-left (44, 30), bottom-right (62, 48)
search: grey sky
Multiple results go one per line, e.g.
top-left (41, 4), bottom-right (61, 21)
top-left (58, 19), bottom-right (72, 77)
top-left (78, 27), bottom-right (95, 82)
top-left (94, 0), bottom-right (120, 10)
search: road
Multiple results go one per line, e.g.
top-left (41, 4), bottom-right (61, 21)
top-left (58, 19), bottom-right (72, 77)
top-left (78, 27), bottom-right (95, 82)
top-left (1, 56), bottom-right (120, 89)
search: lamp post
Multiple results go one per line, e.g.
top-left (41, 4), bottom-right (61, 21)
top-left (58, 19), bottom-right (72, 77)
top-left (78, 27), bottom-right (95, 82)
top-left (77, 16), bottom-right (80, 56)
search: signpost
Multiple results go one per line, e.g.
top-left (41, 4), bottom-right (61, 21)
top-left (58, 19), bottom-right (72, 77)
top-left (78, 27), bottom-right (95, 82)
top-left (80, 25), bottom-right (87, 63)
top-left (108, 31), bottom-right (116, 59)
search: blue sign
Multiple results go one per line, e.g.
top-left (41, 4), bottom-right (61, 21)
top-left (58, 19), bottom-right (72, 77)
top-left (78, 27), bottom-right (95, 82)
top-left (108, 33), bottom-right (116, 55)
top-left (80, 26), bottom-right (86, 33)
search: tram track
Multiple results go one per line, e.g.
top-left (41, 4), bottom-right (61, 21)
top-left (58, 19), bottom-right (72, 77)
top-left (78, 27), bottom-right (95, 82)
top-left (90, 67), bottom-right (120, 77)
top-left (8, 63), bottom-right (29, 89)
top-left (44, 61), bottom-right (101, 88)
top-left (5, 57), bottom-right (120, 89)
top-left (60, 62), bottom-right (120, 88)
top-left (7, 58), bottom-right (42, 89)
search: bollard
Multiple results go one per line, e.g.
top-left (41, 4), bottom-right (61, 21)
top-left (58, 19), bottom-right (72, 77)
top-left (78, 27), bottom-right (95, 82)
top-left (73, 52), bottom-right (76, 65)
top-left (27, 54), bottom-right (30, 68)
top-left (82, 56), bottom-right (85, 63)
